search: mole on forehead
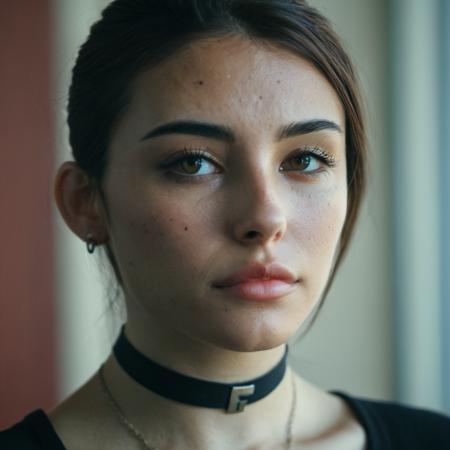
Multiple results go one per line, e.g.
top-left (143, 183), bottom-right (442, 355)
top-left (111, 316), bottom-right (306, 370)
top-left (160, 58), bottom-right (311, 94)
top-left (131, 37), bottom-right (338, 117)
top-left (134, 34), bottom-right (314, 94)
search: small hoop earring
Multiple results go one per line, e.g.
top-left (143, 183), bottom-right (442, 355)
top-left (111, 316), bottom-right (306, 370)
top-left (86, 234), bottom-right (97, 254)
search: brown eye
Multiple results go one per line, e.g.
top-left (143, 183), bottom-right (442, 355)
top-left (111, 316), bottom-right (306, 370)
top-left (179, 156), bottom-right (204, 174)
top-left (162, 149), bottom-right (220, 177)
top-left (282, 154), bottom-right (320, 173)
top-left (289, 154), bottom-right (312, 171)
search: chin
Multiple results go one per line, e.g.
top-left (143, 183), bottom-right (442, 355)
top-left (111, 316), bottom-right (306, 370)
top-left (196, 315), bottom-right (300, 353)
top-left (193, 285), bottom-right (317, 353)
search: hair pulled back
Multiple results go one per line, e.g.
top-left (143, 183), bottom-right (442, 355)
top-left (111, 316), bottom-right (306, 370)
top-left (68, 0), bottom-right (366, 328)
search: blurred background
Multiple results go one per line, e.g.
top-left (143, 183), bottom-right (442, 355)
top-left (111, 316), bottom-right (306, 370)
top-left (1, 0), bottom-right (449, 428)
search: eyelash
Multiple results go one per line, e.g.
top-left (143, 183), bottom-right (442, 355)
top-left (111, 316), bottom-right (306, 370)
top-left (159, 146), bottom-right (337, 181)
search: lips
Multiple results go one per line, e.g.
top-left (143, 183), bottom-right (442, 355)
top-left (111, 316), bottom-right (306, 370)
top-left (213, 262), bottom-right (298, 288)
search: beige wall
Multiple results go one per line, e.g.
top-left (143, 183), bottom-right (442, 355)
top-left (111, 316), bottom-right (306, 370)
top-left (53, 0), bottom-right (115, 398)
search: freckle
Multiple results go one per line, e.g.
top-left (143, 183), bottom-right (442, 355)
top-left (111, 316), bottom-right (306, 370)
top-left (259, 96), bottom-right (263, 100)
top-left (277, 79), bottom-right (281, 84)
top-left (196, 80), bottom-right (204, 86)
top-left (184, 226), bottom-right (189, 231)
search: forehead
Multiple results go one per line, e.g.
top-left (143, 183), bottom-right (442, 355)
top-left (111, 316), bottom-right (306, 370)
top-left (124, 35), bottom-right (344, 139)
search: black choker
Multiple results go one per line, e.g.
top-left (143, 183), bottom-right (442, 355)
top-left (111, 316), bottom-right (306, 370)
top-left (113, 327), bottom-right (288, 413)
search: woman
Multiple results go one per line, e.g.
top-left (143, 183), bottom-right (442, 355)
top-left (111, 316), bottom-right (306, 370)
top-left (1, 0), bottom-right (449, 449)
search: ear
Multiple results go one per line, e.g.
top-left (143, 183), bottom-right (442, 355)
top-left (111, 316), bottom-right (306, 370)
top-left (54, 162), bottom-right (109, 246)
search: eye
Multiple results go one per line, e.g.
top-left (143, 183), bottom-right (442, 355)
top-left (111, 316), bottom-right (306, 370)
top-left (281, 146), bottom-right (336, 174)
top-left (283, 154), bottom-right (320, 172)
top-left (159, 148), bottom-right (221, 178)
top-left (175, 154), bottom-right (216, 176)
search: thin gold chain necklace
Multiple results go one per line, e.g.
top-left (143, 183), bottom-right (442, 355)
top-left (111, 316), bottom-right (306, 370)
top-left (98, 364), bottom-right (297, 450)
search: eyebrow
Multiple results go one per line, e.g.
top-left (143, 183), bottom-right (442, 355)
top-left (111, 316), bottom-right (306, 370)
top-left (140, 119), bottom-right (342, 143)
top-left (141, 121), bottom-right (235, 143)
top-left (278, 119), bottom-right (343, 140)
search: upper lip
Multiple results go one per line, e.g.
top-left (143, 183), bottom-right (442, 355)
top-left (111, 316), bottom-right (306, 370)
top-left (213, 262), bottom-right (299, 288)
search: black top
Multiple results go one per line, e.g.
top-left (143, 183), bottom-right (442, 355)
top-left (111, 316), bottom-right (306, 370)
top-left (1, 392), bottom-right (450, 449)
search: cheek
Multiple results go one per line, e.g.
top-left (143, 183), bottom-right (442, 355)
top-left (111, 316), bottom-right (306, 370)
top-left (290, 187), bottom-right (347, 280)
top-left (110, 192), bottom-right (217, 282)
top-left (309, 195), bottom-right (346, 248)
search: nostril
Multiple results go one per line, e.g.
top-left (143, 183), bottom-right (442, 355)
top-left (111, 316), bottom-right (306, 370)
top-left (245, 230), bottom-right (260, 239)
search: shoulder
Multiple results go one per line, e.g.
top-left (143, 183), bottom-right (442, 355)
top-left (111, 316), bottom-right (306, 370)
top-left (0, 410), bottom-right (66, 450)
top-left (332, 391), bottom-right (450, 450)
top-left (48, 372), bottom-right (134, 450)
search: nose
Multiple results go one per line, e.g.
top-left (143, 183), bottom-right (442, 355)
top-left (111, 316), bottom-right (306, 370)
top-left (230, 173), bottom-right (287, 247)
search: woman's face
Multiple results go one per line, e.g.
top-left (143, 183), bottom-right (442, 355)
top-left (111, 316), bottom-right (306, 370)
top-left (102, 36), bottom-right (347, 352)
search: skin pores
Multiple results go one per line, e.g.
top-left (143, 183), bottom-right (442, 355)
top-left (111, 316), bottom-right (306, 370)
top-left (101, 35), bottom-right (347, 363)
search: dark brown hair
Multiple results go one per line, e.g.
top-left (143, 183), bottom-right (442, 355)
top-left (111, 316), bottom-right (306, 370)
top-left (68, 0), bottom-right (366, 331)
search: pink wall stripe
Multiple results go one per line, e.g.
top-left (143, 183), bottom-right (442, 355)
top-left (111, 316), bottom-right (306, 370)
top-left (0, 0), bottom-right (56, 428)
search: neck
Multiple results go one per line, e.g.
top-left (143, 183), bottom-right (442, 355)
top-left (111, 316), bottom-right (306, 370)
top-left (98, 320), bottom-right (295, 449)
top-left (101, 357), bottom-right (295, 450)
top-left (113, 324), bottom-right (288, 413)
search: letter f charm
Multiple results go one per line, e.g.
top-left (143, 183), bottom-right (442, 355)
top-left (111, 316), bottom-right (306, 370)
top-left (227, 385), bottom-right (255, 413)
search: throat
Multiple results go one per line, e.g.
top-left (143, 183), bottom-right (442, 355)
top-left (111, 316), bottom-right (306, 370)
top-left (111, 325), bottom-right (289, 413)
